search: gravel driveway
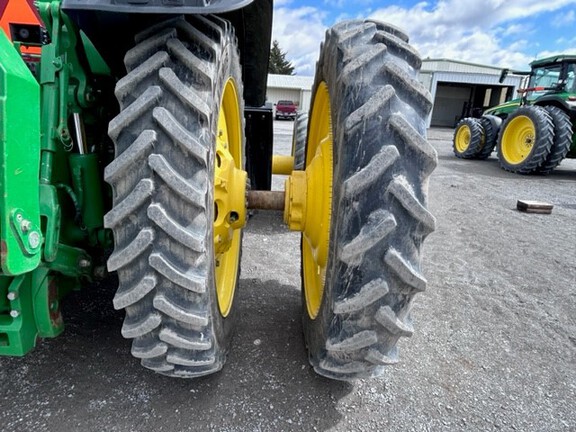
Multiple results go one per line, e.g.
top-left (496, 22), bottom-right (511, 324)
top-left (0, 121), bottom-right (574, 431)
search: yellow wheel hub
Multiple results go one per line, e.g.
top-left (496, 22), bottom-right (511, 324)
top-left (455, 124), bottom-right (471, 153)
top-left (214, 78), bottom-right (246, 317)
top-left (501, 115), bottom-right (535, 165)
top-left (284, 82), bottom-right (333, 319)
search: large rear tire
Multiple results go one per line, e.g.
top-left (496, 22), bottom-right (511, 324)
top-left (537, 106), bottom-right (572, 174)
top-left (104, 16), bottom-right (245, 377)
top-left (302, 20), bottom-right (437, 380)
top-left (475, 115), bottom-right (500, 160)
top-left (497, 105), bottom-right (553, 174)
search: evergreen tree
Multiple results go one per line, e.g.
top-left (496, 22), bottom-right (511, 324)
top-left (269, 40), bottom-right (295, 75)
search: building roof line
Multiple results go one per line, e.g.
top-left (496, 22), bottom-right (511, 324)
top-left (422, 58), bottom-right (505, 72)
top-left (267, 74), bottom-right (314, 90)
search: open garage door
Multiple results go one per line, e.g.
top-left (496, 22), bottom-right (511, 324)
top-left (431, 84), bottom-right (471, 127)
top-left (431, 82), bottom-right (514, 127)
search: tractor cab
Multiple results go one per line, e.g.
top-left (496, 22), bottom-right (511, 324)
top-left (523, 55), bottom-right (576, 101)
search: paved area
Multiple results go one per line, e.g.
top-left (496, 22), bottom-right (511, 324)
top-left (0, 121), bottom-right (575, 431)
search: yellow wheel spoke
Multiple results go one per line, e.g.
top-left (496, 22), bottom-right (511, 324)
top-left (301, 82), bottom-right (333, 320)
top-left (455, 125), bottom-right (471, 152)
top-left (214, 78), bottom-right (246, 317)
top-left (501, 115), bottom-right (535, 165)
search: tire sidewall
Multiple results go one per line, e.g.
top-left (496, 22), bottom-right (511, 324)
top-left (301, 22), bottom-right (434, 379)
top-left (209, 24), bottom-right (245, 362)
top-left (453, 117), bottom-right (484, 159)
top-left (497, 105), bottom-right (553, 173)
top-left (301, 29), bottom-right (343, 371)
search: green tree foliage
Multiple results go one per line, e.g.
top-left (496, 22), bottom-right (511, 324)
top-left (269, 40), bottom-right (295, 75)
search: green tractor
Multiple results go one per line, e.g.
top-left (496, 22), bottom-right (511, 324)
top-left (0, 0), bottom-right (436, 380)
top-left (453, 55), bottom-right (576, 174)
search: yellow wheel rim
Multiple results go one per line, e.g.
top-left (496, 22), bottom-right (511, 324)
top-left (501, 115), bottom-right (535, 165)
top-left (214, 78), bottom-right (246, 317)
top-left (455, 124), bottom-right (471, 153)
top-left (302, 82), bottom-right (333, 319)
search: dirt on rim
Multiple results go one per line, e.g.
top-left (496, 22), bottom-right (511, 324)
top-left (0, 122), bottom-right (574, 431)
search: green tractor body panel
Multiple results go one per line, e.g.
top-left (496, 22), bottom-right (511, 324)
top-left (0, 269), bottom-right (71, 356)
top-left (0, 30), bottom-right (43, 276)
top-left (0, 0), bottom-right (273, 356)
top-left (0, 1), bottom-right (104, 356)
top-left (483, 98), bottom-right (521, 117)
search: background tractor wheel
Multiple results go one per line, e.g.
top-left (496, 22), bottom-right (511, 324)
top-left (301, 20), bottom-right (436, 380)
top-left (105, 16), bottom-right (245, 377)
top-left (292, 112), bottom-right (308, 170)
top-left (453, 117), bottom-right (484, 159)
top-left (497, 105), bottom-right (553, 174)
top-left (476, 115), bottom-right (500, 160)
top-left (537, 106), bottom-right (572, 174)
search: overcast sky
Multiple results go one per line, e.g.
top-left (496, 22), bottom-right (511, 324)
top-left (272, 0), bottom-right (576, 75)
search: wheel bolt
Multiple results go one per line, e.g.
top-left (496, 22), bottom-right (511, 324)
top-left (20, 220), bottom-right (31, 232)
top-left (28, 231), bottom-right (40, 249)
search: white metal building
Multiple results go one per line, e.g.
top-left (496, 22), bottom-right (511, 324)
top-left (420, 59), bottom-right (523, 127)
top-left (266, 74), bottom-right (314, 112)
top-left (266, 60), bottom-right (524, 127)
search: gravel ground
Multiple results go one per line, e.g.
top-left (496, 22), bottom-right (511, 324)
top-left (0, 121), bottom-right (574, 431)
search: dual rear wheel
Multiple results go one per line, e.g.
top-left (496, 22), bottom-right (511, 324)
top-left (453, 116), bottom-right (498, 160)
top-left (106, 17), bottom-right (436, 380)
top-left (498, 105), bottom-right (572, 174)
top-left (454, 106), bottom-right (572, 174)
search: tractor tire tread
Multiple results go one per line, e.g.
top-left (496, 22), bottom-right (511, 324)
top-left (292, 112), bottom-right (308, 170)
top-left (304, 20), bottom-right (436, 380)
top-left (105, 16), bottom-right (241, 377)
top-left (497, 105), bottom-right (554, 174)
top-left (476, 116), bottom-right (498, 159)
top-left (453, 117), bottom-right (484, 159)
top-left (538, 106), bottom-right (572, 174)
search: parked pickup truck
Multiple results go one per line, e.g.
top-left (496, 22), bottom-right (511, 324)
top-left (275, 100), bottom-right (298, 120)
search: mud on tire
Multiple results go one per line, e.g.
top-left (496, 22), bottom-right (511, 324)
top-left (302, 20), bottom-right (437, 380)
top-left (104, 15), bottom-right (244, 377)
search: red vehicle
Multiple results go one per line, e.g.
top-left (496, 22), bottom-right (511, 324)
top-left (275, 100), bottom-right (298, 120)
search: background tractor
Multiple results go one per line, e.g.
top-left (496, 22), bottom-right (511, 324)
top-left (453, 55), bottom-right (576, 174)
top-left (0, 0), bottom-right (436, 380)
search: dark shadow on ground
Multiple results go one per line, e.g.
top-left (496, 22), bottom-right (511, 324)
top-left (0, 244), bottom-right (350, 432)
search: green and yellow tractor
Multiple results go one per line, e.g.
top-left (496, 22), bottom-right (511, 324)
top-left (453, 55), bottom-right (576, 174)
top-left (0, 0), bottom-right (436, 379)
